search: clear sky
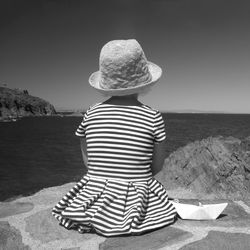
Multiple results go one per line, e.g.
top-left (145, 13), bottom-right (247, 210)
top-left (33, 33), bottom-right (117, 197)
top-left (0, 0), bottom-right (250, 113)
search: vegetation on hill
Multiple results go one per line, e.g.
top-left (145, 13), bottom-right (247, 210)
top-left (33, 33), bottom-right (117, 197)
top-left (0, 87), bottom-right (56, 121)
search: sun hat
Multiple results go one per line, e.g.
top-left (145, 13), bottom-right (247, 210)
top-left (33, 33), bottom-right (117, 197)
top-left (89, 39), bottom-right (162, 96)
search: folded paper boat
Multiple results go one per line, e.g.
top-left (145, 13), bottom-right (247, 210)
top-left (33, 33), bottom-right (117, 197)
top-left (171, 202), bottom-right (228, 220)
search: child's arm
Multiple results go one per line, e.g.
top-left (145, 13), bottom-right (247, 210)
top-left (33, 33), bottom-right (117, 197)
top-left (80, 138), bottom-right (88, 167)
top-left (151, 138), bottom-right (167, 176)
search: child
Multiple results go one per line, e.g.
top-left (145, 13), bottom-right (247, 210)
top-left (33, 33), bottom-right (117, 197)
top-left (52, 39), bottom-right (177, 236)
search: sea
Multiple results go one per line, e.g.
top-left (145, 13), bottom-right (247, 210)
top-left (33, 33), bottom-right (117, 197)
top-left (1, 113), bottom-right (250, 202)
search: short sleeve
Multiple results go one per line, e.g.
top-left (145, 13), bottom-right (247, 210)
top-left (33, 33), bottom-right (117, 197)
top-left (153, 111), bottom-right (166, 143)
top-left (75, 112), bottom-right (88, 137)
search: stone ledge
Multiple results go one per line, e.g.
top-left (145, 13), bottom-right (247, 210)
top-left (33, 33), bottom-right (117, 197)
top-left (99, 226), bottom-right (192, 250)
top-left (0, 183), bottom-right (249, 250)
top-left (180, 231), bottom-right (250, 250)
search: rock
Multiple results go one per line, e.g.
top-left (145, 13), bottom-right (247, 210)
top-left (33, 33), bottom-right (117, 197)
top-left (0, 202), bottom-right (34, 218)
top-left (243, 200), bottom-right (250, 208)
top-left (180, 231), bottom-right (250, 250)
top-left (24, 207), bottom-right (97, 244)
top-left (61, 248), bottom-right (80, 250)
top-left (0, 86), bottom-right (56, 120)
top-left (0, 221), bottom-right (31, 250)
top-left (99, 226), bottom-right (192, 250)
top-left (156, 136), bottom-right (250, 199)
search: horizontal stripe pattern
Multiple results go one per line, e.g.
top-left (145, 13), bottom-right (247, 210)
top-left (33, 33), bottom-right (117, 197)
top-left (52, 103), bottom-right (176, 236)
top-left (75, 103), bottom-right (166, 181)
top-left (52, 175), bottom-right (177, 236)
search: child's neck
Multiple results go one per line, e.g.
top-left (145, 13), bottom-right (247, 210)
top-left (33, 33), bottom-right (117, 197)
top-left (103, 94), bottom-right (142, 106)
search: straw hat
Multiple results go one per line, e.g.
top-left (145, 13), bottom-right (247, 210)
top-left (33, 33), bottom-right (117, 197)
top-left (89, 39), bottom-right (162, 96)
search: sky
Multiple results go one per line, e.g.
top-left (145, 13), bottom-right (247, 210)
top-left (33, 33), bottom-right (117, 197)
top-left (0, 0), bottom-right (250, 113)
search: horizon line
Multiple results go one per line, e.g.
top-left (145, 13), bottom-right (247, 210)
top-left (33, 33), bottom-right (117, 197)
top-left (55, 107), bottom-right (250, 115)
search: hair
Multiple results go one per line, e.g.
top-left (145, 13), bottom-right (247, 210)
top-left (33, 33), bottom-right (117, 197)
top-left (99, 85), bottom-right (153, 99)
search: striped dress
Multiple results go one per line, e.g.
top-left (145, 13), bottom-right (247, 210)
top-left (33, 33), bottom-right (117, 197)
top-left (52, 103), bottom-right (177, 236)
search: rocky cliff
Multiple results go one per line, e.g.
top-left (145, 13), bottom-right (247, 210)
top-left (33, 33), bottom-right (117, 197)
top-left (156, 136), bottom-right (250, 199)
top-left (0, 87), bottom-right (56, 120)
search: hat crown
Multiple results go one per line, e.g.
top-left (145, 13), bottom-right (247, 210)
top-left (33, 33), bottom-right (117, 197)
top-left (99, 39), bottom-right (152, 89)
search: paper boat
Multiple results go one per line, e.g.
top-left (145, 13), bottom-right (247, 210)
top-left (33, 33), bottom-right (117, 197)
top-left (171, 202), bottom-right (228, 220)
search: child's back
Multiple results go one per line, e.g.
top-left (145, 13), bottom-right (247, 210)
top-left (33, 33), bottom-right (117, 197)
top-left (76, 103), bottom-right (165, 181)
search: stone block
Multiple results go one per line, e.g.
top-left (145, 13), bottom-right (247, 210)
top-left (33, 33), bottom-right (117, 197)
top-left (24, 207), bottom-right (98, 244)
top-left (99, 226), bottom-right (192, 250)
top-left (0, 221), bottom-right (31, 250)
top-left (180, 231), bottom-right (250, 250)
top-left (0, 202), bottom-right (34, 218)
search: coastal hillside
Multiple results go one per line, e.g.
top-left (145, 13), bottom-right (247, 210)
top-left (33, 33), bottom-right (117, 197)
top-left (0, 87), bottom-right (56, 120)
top-left (157, 136), bottom-right (250, 199)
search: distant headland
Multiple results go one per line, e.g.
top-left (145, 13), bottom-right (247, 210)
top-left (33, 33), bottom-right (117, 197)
top-left (0, 86), bottom-right (56, 122)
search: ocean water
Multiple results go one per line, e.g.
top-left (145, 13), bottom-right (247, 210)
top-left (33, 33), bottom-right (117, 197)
top-left (1, 113), bottom-right (250, 201)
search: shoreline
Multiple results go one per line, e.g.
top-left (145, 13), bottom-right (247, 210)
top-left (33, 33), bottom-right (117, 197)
top-left (0, 113), bottom-right (83, 122)
top-left (2, 112), bottom-right (250, 122)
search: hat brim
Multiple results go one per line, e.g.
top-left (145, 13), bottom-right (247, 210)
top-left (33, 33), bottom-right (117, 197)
top-left (89, 62), bottom-right (162, 96)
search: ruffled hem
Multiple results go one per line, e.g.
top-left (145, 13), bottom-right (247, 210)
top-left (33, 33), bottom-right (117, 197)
top-left (52, 175), bottom-right (176, 236)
